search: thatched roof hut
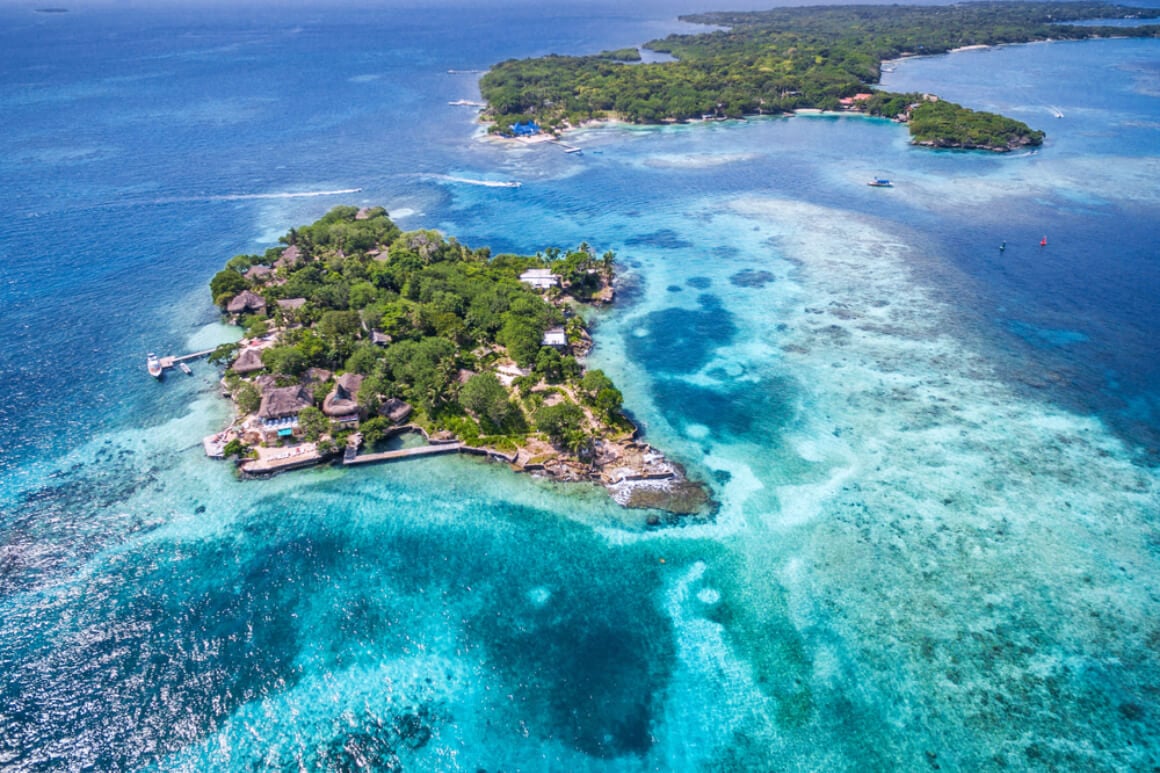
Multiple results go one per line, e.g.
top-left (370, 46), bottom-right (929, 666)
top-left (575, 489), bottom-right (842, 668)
top-left (276, 297), bottom-right (307, 310)
top-left (246, 265), bottom-right (273, 281)
top-left (258, 384), bottom-right (314, 420)
top-left (275, 244), bottom-right (302, 268)
top-left (303, 367), bottom-right (333, 386)
top-left (226, 289), bottom-right (267, 315)
top-left (254, 374), bottom-right (278, 392)
top-left (380, 397), bottom-right (413, 425)
top-left (323, 372), bottom-right (364, 417)
top-left (231, 347), bottom-right (265, 375)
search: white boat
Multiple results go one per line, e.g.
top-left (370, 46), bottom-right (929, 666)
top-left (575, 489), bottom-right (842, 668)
top-left (867, 178), bottom-right (893, 188)
top-left (178, 361), bottom-right (192, 375)
top-left (147, 353), bottom-right (163, 378)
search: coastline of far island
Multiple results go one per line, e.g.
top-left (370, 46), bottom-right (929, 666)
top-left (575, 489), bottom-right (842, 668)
top-left (202, 205), bottom-right (713, 519)
top-left (478, 1), bottom-right (1160, 152)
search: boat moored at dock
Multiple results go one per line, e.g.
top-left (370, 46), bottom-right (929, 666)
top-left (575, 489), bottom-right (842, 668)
top-left (147, 353), bottom-right (162, 379)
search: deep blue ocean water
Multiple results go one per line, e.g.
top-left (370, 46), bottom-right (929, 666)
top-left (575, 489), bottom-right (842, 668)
top-left (2, 2), bottom-right (1159, 770)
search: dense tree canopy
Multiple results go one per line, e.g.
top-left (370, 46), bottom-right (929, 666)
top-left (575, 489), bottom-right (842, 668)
top-left (212, 206), bottom-right (624, 449)
top-left (481, 2), bottom-right (1160, 149)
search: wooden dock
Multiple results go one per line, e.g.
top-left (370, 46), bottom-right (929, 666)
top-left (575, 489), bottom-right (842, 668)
top-left (159, 348), bottom-right (216, 369)
top-left (150, 347), bottom-right (218, 378)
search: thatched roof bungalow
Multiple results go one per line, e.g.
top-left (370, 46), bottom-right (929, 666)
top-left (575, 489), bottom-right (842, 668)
top-left (226, 289), bottom-right (267, 316)
top-left (258, 384), bottom-right (314, 420)
top-left (303, 367), bottom-right (332, 387)
top-left (254, 374), bottom-right (278, 392)
top-left (323, 372), bottom-right (364, 418)
top-left (246, 265), bottom-right (273, 282)
top-left (380, 397), bottom-right (413, 425)
top-left (231, 347), bottom-right (265, 375)
top-left (275, 244), bottom-right (302, 268)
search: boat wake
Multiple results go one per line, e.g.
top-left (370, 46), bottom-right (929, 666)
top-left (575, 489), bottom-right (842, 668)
top-left (77, 187), bottom-right (365, 214)
top-left (196, 188), bottom-right (363, 202)
top-left (425, 174), bottom-right (521, 188)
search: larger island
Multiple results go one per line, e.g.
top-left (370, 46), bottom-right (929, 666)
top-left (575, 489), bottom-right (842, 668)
top-left (205, 206), bottom-right (711, 517)
top-left (480, 1), bottom-right (1160, 151)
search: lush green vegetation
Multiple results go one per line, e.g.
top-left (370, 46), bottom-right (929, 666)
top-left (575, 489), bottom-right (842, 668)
top-left (212, 206), bottom-right (627, 454)
top-left (480, 2), bottom-right (1160, 149)
top-left (907, 97), bottom-right (1044, 148)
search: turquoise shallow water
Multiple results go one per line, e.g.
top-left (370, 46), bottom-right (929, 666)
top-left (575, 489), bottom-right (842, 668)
top-left (2, 2), bottom-right (1159, 770)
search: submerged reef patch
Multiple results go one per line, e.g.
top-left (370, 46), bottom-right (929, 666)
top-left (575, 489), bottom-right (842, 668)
top-left (626, 300), bottom-right (737, 375)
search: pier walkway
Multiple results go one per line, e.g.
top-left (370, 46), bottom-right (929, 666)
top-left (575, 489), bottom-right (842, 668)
top-left (159, 348), bottom-right (216, 368)
top-left (549, 140), bottom-right (583, 154)
top-left (152, 347), bottom-right (218, 376)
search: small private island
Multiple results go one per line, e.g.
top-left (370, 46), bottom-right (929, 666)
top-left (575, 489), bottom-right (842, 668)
top-left (203, 206), bottom-right (710, 516)
top-left (480, 1), bottom-right (1160, 151)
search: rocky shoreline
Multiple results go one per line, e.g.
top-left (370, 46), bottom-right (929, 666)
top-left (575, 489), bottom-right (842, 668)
top-left (507, 434), bottom-right (713, 515)
top-left (232, 423), bottom-right (714, 517)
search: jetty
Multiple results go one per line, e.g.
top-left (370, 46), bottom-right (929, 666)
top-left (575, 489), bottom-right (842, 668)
top-left (150, 347), bottom-right (217, 377)
top-left (550, 140), bottom-right (583, 154)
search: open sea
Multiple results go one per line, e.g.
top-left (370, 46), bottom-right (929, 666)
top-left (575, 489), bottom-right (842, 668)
top-left (2, 1), bottom-right (1159, 770)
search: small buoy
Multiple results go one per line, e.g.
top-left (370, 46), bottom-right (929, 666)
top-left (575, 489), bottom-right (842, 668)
top-left (999, 241), bottom-right (1006, 252)
top-left (1040, 236), bottom-right (1048, 247)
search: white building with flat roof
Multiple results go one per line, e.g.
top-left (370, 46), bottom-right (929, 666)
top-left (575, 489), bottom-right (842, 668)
top-left (519, 268), bottom-right (559, 290)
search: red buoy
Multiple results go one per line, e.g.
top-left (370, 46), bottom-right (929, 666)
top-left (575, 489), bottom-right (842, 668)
top-left (1040, 236), bottom-right (1047, 247)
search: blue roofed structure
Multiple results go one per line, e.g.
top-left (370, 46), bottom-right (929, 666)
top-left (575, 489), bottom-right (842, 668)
top-left (509, 121), bottom-right (541, 137)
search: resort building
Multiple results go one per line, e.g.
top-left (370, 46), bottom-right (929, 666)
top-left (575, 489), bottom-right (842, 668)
top-left (508, 120), bottom-right (541, 137)
top-left (275, 244), bottom-right (302, 268)
top-left (542, 326), bottom-right (568, 349)
top-left (245, 264), bottom-right (273, 282)
top-left (519, 268), bottom-right (559, 290)
top-left (257, 384), bottom-right (314, 442)
top-left (838, 93), bottom-right (873, 109)
top-left (230, 347), bottom-right (265, 375)
top-left (275, 297), bottom-right (307, 324)
top-left (323, 372), bottom-right (364, 424)
top-left (303, 367), bottom-right (332, 386)
top-left (380, 397), bottom-right (413, 425)
top-left (226, 289), bottom-right (267, 316)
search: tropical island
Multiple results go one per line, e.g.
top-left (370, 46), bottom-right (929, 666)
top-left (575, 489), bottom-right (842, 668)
top-left (480, 1), bottom-right (1160, 151)
top-left (204, 205), bottom-right (711, 516)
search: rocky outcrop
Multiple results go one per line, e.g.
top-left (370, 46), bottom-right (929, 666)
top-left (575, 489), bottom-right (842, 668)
top-left (498, 436), bottom-right (714, 516)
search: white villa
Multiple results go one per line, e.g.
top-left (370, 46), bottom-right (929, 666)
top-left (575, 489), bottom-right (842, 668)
top-left (519, 268), bottom-right (559, 290)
